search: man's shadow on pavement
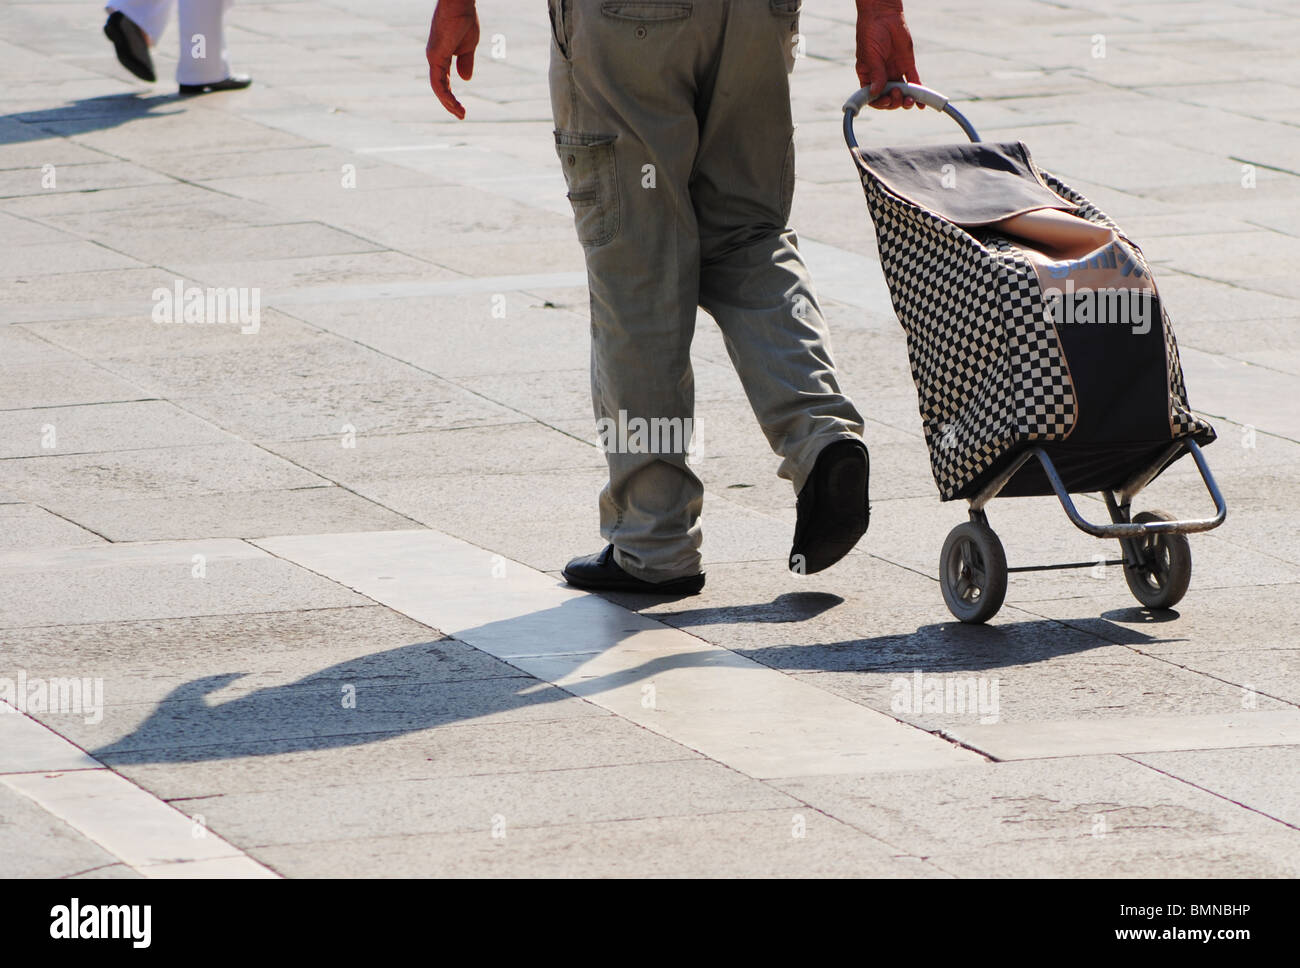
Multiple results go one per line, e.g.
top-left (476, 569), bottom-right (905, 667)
top-left (89, 592), bottom-right (1182, 766)
top-left (0, 93), bottom-right (184, 145)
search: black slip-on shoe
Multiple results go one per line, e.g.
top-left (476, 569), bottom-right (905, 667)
top-left (789, 438), bottom-right (870, 575)
top-left (179, 74), bottom-right (253, 96)
top-left (103, 11), bottom-right (156, 83)
top-left (563, 545), bottom-right (705, 595)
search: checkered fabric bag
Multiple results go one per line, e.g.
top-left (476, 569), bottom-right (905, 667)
top-left (852, 142), bottom-right (1214, 501)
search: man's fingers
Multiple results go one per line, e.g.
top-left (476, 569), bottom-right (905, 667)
top-left (440, 88), bottom-right (465, 119)
top-left (868, 72), bottom-right (901, 111)
top-left (864, 63), bottom-right (891, 108)
top-left (442, 93), bottom-right (466, 119)
top-left (428, 52), bottom-right (465, 119)
top-left (456, 48), bottom-right (475, 81)
top-left (887, 61), bottom-right (917, 110)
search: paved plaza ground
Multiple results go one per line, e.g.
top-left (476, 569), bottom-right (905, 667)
top-left (1, 0), bottom-right (1298, 877)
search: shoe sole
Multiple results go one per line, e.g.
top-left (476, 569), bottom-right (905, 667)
top-left (179, 81), bottom-right (253, 95)
top-left (790, 444), bottom-right (869, 575)
top-left (104, 16), bottom-right (155, 83)
top-left (561, 568), bottom-right (705, 595)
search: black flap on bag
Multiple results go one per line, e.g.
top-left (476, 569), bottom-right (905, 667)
top-left (854, 141), bottom-right (1076, 227)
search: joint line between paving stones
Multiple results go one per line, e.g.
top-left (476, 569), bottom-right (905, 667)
top-left (1008, 598), bottom-right (1300, 712)
top-left (160, 755), bottom-right (706, 805)
top-left (1126, 649), bottom-right (1300, 712)
top-left (94, 711), bottom-right (644, 766)
top-left (1228, 156), bottom-right (1300, 179)
top-left (758, 780), bottom-right (960, 872)
top-left (262, 299), bottom-right (604, 454)
top-left (27, 503), bottom-right (115, 543)
top-left (0, 396), bottom-right (160, 414)
top-left (58, 861), bottom-right (131, 879)
top-left (2, 342), bottom-right (441, 536)
top-left (1122, 754), bottom-right (1300, 833)
top-left (0, 601), bottom-right (378, 632)
top-left (0, 331), bottom-right (399, 535)
top-left (225, 802), bottom-right (947, 872)
top-left (0, 701), bottom-right (281, 877)
top-left (8, 135), bottom-right (473, 280)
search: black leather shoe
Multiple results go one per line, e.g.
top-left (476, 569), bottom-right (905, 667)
top-left (789, 438), bottom-right (870, 575)
top-left (179, 74), bottom-right (253, 96)
top-left (104, 11), bottom-right (156, 83)
top-left (563, 545), bottom-right (705, 594)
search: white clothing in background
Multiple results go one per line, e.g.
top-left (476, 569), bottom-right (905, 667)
top-left (106, 0), bottom-right (234, 85)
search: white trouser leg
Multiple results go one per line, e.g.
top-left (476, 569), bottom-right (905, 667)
top-left (176, 0), bottom-right (233, 85)
top-left (105, 0), bottom-right (174, 44)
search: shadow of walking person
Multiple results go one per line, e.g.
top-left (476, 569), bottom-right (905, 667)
top-left (0, 94), bottom-right (184, 146)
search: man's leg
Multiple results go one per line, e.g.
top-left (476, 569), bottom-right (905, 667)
top-left (692, 4), bottom-right (866, 498)
top-left (549, 0), bottom-right (725, 583)
top-left (176, 0), bottom-right (233, 86)
top-left (106, 0), bottom-right (174, 45)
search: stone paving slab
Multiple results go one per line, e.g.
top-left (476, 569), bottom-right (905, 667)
top-left (923, 829), bottom-right (1300, 878)
top-left (1, 605), bottom-right (448, 672)
top-left (0, 784), bottom-right (127, 880)
top-left (286, 292), bottom-right (591, 378)
top-left (0, 324), bottom-right (74, 364)
top-left (170, 759), bottom-right (797, 848)
top-left (77, 675), bottom-right (606, 761)
top-left (0, 359), bottom-right (148, 409)
top-left (1, 610), bottom-right (512, 712)
top-left (0, 442), bottom-right (328, 509)
top-left (0, 538), bottom-right (364, 628)
top-left (1131, 745), bottom-right (1300, 827)
top-left (102, 717), bottom-right (699, 800)
top-left (174, 378), bottom-right (522, 443)
top-left (268, 421), bottom-right (600, 482)
top-left (0, 400), bottom-right (233, 459)
top-left (95, 337), bottom-right (437, 400)
top-left (797, 658), bottom-right (1291, 734)
top-left (943, 710), bottom-right (1300, 760)
top-left (774, 755), bottom-right (1300, 877)
top-left (51, 486), bottom-right (412, 543)
top-left (0, 504), bottom-right (104, 551)
top-left (23, 308), bottom-right (327, 360)
top-left (2, 769), bottom-right (275, 878)
top-left (249, 808), bottom-right (943, 879)
top-left (1021, 583), bottom-right (1300, 657)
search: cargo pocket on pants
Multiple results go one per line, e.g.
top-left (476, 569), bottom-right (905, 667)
top-left (555, 132), bottom-right (619, 247)
top-left (780, 132), bottom-right (796, 225)
top-left (772, 0), bottom-right (801, 72)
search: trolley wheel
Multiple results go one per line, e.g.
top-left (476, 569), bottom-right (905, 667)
top-left (1123, 510), bottom-right (1192, 610)
top-left (940, 520), bottom-right (1008, 624)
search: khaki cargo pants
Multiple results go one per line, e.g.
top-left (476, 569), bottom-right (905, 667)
top-left (549, 0), bottom-right (865, 581)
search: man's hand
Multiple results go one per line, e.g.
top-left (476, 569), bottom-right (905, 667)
top-left (856, 0), bottom-right (922, 110)
top-left (427, 0), bottom-right (480, 119)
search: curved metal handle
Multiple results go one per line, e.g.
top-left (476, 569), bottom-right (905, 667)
top-left (843, 81), bottom-right (949, 115)
top-left (842, 82), bottom-right (981, 148)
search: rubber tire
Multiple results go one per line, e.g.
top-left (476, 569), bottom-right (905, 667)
top-left (940, 521), bottom-right (1008, 624)
top-left (1123, 510), bottom-right (1192, 610)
